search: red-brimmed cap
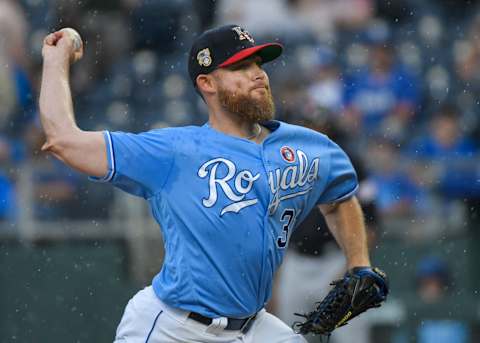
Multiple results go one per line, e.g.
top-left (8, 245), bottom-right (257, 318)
top-left (188, 25), bottom-right (283, 87)
top-left (218, 43), bottom-right (283, 67)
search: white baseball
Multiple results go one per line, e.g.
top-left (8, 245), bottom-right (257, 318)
top-left (60, 27), bottom-right (82, 52)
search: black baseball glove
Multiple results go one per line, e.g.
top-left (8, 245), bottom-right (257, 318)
top-left (293, 267), bottom-right (389, 339)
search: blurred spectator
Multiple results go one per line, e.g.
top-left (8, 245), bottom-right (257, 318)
top-left (415, 256), bottom-right (450, 304)
top-left (454, 12), bottom-right (480, 140)
top-left (0, 0), bottom-right (29, 68)
top-left (0, 0), bottom-right (35, 223)
top-left (411, 256), bottom-right (470, 343)
top-left (343, 35), bottom-right (419, 143)
top-left (0, 171), bottom-right (16, 221)
top-left (307, 46), bottom-right (344, 115)
top-left (364, 138), bottom-right (425, 218)
top-left (0, 0), bottom-right (35, 136)
top-left (0, 137), bottom-right (19, 222)
top-left (456, 13), bottom-right (480, 85)
top-left (408, 105), bottom-right (479, 200)
top-left (0, 45), bottom-right (15, 130)
top-left (275, 45), bottom-right (344, 130)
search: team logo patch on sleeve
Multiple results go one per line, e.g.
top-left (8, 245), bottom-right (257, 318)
top-left (280, 146), bottom-right (296, 163)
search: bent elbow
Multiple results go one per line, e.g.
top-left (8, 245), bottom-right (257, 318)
top-left (41, 136), bottom-right (68, 163)
top-left (41, 138), bottom-right (56, 153)
top-left (41, 130), bottom-right (79, 159)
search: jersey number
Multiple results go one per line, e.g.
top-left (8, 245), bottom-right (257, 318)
top-left (277, 209), bottom-right (296, 248)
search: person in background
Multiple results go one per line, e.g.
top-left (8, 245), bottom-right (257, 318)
top-left (415, 256), bottom-right (450, 305)
top-left (342, 34), bottom-right (419, 144)
top-left (0, 0), bottom-right (35, 135)
top-left (0, 0), bottom-right (34, 223)
top-left (0, 137), bottom-right (18, 222)
top-left (364, 137), bottom-right (425, 219)
top-left (307, 46), bottom-right (344, 117)
top-left (408, 104), bottom-right (479, 201)
top-left (453, 12), bottom-right (480, 143)
top-left (413, 256), bottom-right (469, 343)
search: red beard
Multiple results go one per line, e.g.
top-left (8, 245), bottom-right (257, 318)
top-left (218, 86), bottom-right (275, 123)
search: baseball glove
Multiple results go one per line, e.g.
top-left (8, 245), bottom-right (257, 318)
top-left (293, 267), bottom-right (389, 340)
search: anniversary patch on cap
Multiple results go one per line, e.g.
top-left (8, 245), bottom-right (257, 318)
top-left (197, 48), bottom-right (212, 67)
top-left (188, 24), bottom-right (283, 88)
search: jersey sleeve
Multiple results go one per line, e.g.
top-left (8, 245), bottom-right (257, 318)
top-left (317, 139), bottom-right (358, 204)
top-left (89, 129), bottom-right (175, 198)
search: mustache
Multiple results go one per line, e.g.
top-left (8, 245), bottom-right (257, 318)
top-left (250, 82), bottom-right (269, 91)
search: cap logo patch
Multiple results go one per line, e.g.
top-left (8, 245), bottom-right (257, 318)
top-left (280, 146), bottom-right (296, 163)
top-left (232, 26), bottom-right (254, 44)
top-left (197, 48), bottom-right (212, 67)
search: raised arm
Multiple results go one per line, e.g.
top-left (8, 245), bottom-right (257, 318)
top-left (318, 196), bottom-right (370, 269)
top-left (39, 28), bottom-right (107, 177)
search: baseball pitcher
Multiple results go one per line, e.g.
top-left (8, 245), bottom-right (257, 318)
top-left (40, 24), bottom-right (388, 343)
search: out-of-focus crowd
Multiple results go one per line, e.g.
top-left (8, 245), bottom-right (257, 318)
top-left (0, 1), bottom-right (479, 342)
top-left (2, 0), bottom-right (478, 236)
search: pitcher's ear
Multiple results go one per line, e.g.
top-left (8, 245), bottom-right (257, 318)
top-left (196, 74), bottom-right (216, 96)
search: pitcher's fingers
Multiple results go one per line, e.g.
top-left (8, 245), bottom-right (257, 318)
top-left (44, 31), bottom-right (64, 46)
top-left (44, 33), bottom-right (55, 46)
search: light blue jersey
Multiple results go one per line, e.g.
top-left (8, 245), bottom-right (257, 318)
top-left (92, 120), bottom-right (357, 318)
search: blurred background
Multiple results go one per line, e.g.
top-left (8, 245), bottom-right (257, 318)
top-left (0, 0), bottom-right (479, 342)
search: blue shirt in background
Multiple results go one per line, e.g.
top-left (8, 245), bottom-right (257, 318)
top-left (344, 65), bottom-right (419, 130)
